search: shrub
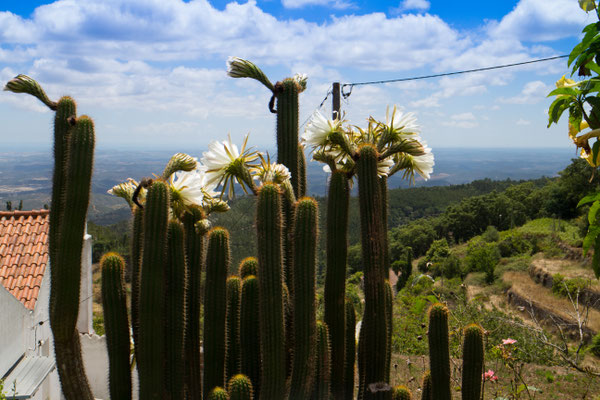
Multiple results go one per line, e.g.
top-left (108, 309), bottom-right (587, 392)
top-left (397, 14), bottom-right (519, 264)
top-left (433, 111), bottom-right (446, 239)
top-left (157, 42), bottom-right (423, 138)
top-left (465, 241), bottom-right (500, 284)
top-left (482, 225), bottom-right (500, 242)
top-left (497, 232), bottom-right (532, 257)
top-left (552, 274), bottom-right (589, 298)
top-left (591, 334), bottom-right (600, 358)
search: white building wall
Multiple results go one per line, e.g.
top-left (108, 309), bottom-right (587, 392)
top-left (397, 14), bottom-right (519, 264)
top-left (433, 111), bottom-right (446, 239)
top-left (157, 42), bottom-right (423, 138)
top-left (0, 284), bottom-right (28, 375)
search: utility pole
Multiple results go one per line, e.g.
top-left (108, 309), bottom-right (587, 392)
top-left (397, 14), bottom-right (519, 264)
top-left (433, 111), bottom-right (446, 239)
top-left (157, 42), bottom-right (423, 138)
top-left (332, 82), bottom-right (340, 120)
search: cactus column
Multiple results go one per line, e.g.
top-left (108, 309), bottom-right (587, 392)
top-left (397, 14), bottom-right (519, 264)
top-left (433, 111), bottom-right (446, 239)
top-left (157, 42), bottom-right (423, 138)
top-left (101, 253), bottom-right (132, 400)
top-left (51, 113), bottom-right (96, 400)
top-left (357, 144), bottom-right (389, 398)
top-left (226, 276), bottom-right (242, 383)
top-left (137, 180), bottom-right (169, 400)
top-left (204, 228), bottom-right (231, 398)
top-left (324, 171), bottom-right (350, 400)
top-left (427, 303), bottom-right (452, 400)
top-left (240, 275), bottom-right (261, 396)
top-left (256, 184), bottom-right (286, 400)
top-left (183, 211), bottom-right (206, 400)
top-left (461, 324), bottom-right (484, 400)
top-left (289, 198), bottom-right (319, 399)
top-left (344, 299), bottom-right (357, 400)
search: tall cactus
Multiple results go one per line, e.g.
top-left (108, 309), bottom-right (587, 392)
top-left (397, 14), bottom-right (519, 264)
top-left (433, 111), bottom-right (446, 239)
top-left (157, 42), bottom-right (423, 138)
top-left (385, 280), bottom-right (393, 383)
top-left (289, 198), bottom-right (319, 399)
top-left (138, 180), bottom-right (170, 399)
top-left (357, 144), bottom-right (389, 398)
top-left (51, 114), bottom-right (96, 400)
top-left (183, 210), bottom-right (206, 400)
top-left (228, 374), bottom-right (254, 400)
top-left (312, 321), bottom-right (332, 400)
top-left (101, 253), bottom-right (132, 400)
top-left (209, 387), bottom-right (230, 400)
top-left (275, 78), bottom-right (302, 196)
top-left (240, 275), bottom-right (261, 396)
top-left (461, 324), bottom-right (484, 400)
top-left (5, 76), bottom-right (94, 399)
top-left (344, 298), bottom-right (357, 400)
top-left (226, 276), bottom-right (242, 383)
top-left (165, 220), bottom-right (188, 399)
top-left (204, 228), bottom-right (231, 398)
top-left (427, 303), bottom-right (452, 400)
top-left (324, 170), bottom-right (350, 400)
top-left (256, 183), bottom-right (286, 399)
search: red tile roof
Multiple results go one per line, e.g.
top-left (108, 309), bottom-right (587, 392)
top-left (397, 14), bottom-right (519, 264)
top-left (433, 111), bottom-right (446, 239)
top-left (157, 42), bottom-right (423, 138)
top-left (0, 210), bottom-right (50, 310)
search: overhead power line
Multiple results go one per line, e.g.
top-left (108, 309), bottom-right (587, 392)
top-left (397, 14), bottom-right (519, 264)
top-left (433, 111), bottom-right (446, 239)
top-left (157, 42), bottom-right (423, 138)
top-left (340, 54), bottom-right (569, 97)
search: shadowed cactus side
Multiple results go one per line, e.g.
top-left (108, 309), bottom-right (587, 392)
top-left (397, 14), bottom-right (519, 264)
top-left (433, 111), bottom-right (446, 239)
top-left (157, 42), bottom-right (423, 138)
top-left (208, 387), bottom-right (230, 400)
top-left (228, 374), bottom-right (254, 400)
top-left (226, 276), bottom-right (242, 383)
top-left (420, 371), bottom-right (432, 400)
top-left (240, 275), bottom-right (261, 397)
top-left (461, 324), bottom-right (484, 400)
top-left (165, 220), bottom-right (188, 399)
top-left (324, 171), bottom-right (350, 400)
top-left (204, 228), bottom-right (231, 398)
top-left (344, 298), bottom-right (357, 400)
top-left (101, 253), bottom-right (131, 400)
top-left (312, 321), bottom-right (332, 400)
top-left (289, 198), bottom-right (319, 399)
top-left (427, 303), bottom-right (451, 400)
top-left (138, 180), bottom-right (170, 399)
top-left (255, 183), bottom-right (286, 400)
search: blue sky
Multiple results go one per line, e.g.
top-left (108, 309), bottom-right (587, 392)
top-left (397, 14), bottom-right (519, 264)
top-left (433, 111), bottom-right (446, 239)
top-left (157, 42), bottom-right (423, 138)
top-left (0, 0), bottom-right (593, 153)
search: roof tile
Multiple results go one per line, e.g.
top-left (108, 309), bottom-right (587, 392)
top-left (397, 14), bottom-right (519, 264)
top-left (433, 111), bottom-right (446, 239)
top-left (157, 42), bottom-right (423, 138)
top-left (0, 210), bottom-right (50, 310)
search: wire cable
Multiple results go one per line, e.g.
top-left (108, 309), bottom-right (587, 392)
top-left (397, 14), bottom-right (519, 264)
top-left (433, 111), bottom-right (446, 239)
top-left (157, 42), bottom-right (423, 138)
top-left (341, 54), bottom-right (569, 95)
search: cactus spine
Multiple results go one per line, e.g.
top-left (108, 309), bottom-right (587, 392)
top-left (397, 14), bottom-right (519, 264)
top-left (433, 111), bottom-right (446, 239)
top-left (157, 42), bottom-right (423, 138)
top-left (226, 276), bottom-right (242, 383)
top-left (239, 257), bottom-right (258, 279)
top-left (240, 275), bottom-right (261, 396)
top-left (204, 228), bottom-right (231, 398)
top-left (312, 321), bottom-right (332, 400)
top-left (228, 374), bottom-right (254, 400)
top-left (256, 183), bottom-right (286, 399)
top-left (101, 253), bottom-right (132, 400)
top-left (344, 298), bottom-right (356, 400)
top-left (391, 386), bottom-right (412, 400)
top-left (461, 324), bottom-right (484, 400)
top-left (427, 303), bottom-right (452, 400)
top-left (183, 211), bottom-right (206, 400)
top-left (138, 180), bottom-right (169, 399)
top-left (420, 371), bottom-right (432, 400)
top-left (324, 170), bottom-right (350, 400)
top-left (165, 220), bottom-right (187, 399)
top-left (357, 144), bottom-right (389, 398)
top-left (275, 78), bottom-right (301, 196)
top-left (289, 198), bottom-right (319, 399)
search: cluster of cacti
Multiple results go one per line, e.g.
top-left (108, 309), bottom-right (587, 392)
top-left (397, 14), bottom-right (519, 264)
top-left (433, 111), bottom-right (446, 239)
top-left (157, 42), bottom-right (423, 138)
top-left (6, 66), bottom-right (495, 400)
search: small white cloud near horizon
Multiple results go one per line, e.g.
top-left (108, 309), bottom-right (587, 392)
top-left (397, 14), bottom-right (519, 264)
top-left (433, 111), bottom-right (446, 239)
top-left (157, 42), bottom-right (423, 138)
top-left (442, 112), bottom-right (478, 129)
top-left (281, 0), bottom-right (353, 9)
top-left (499, 80), bottom-right (550, 104)
top-left (516, 118), bottom-right (531, 125)
top-left (395, 0), bottom-right (431, 12)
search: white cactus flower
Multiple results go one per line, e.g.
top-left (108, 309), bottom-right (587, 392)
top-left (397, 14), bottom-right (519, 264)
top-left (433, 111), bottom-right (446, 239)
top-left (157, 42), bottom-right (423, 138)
top-left (386, 105), bottom-right (420, 138)
top-left (303, 110), bottom-right (342, 148)
top-left (170, 169), bottom-right (206, 207)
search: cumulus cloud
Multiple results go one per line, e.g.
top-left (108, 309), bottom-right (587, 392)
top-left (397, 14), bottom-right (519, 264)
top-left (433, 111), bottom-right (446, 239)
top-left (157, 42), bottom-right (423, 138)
top-left (395, 0), bottom-right (431, 12)
top-left (488, 0), bottom-right (588, 42)
top-left (499, 80), bottom-right (550, 104)
top-left (281, 0), bottom-right (353, 9)
top-left (442, 112), bottom-right (478, 129)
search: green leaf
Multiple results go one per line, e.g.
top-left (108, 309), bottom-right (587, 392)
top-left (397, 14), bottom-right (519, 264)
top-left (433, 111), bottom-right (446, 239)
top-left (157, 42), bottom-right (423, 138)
top-left (578, 192), bottom-right (600, 207)
top-left (580, 0), bottom-right (596, 12)
top-left (547, 87), bottom-right (579, 98)
top-left (593, 141), bottom-right (600, 167)
top-left (547, 97), bottom-right (571, 127)
top-left (586, 60), bottom-right (600, 76)
top-left (517, 384), bottom-right (526, 394)
top-left (582, 224), bottom-right (600, 254)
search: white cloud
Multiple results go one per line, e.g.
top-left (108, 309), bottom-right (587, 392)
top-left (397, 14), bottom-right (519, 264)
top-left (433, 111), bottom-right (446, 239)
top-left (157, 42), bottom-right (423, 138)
top-left (442, 112), bottom-right (478, 129)
top-left (488, 0), bottom-right (588, 42)
top-left (281, 0), bottom-right (353, 9)
top-left (516, 118), bottom-right (531, 125)
top-left (395, 0), bottom-right (430, 12)
top-left (499, 80), bottom-right (550, 104)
